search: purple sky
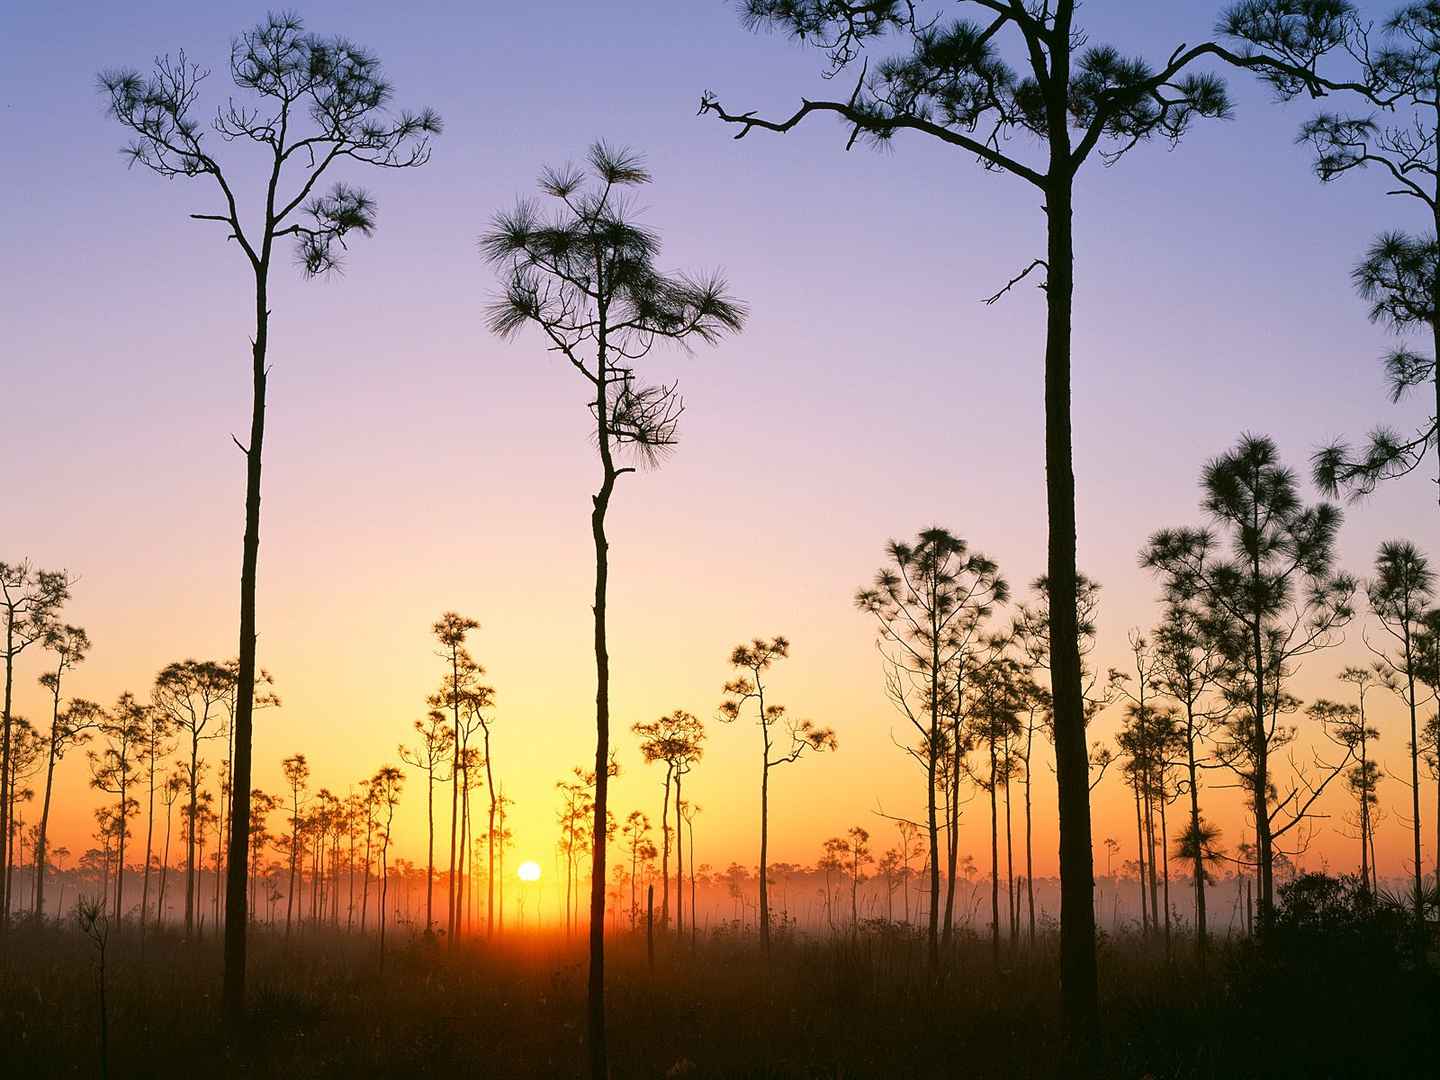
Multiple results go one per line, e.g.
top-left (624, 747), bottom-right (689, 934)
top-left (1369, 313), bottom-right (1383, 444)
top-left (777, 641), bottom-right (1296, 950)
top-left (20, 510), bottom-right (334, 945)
top-left (3, 1), bottom-right (1434, 871)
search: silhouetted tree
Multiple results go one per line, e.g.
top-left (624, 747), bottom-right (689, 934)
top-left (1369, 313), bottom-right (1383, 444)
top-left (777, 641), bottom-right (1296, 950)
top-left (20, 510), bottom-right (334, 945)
top-left (370, 765), bottom-right (404, 958)
top-left (152, 659), bottom-right (233, 936)
top-left (1117, 696), bottom-right (1183, 952)
top-left (5, 718), bottom-right (44, 912)
top-left (98, 14), bottom-right (439, 1018)
top-left (1309, 671), bottom-right (1381, 889)
top-left (967, 648), bottom-right (1026, 968)
top-left (155, 771), bottom-right (184, 929)
top-left (34, 623), bottom-right (100, 920)
top-left (697, 1), bottom-right (1314, 1035)
top-left (855, 527), bottom-right (1006, 965)
top-left (429, 612), bottom-right (482, 942)
top-left (1111, 631), bottom-right (1185, 950)
top-left (1367, 539), bottom-right (1434, 931)
top-left (719, 636), bottom-right (837, 956)
top-left (89, 694), bottom-right (147, 926)
top-left (399, 709), bottom-right (454, 936)
top-left (1144, 434), bottom-right (1355, 926)
top-left (1149, 596), bottom-right (1230, 956)
top-left (1224, 5), bottom-right (1440, 501)
top-left (470, 670), bottom-right (501, 939)
top-left (1417, 611), bottom-right (1440, 885)
top-left (450, 676), bottom-right (496, 938)
top-left (247, 788), bottom-right (278, 920)
top-left (1, 559), bottom-right (71, 921)
top-left (622, 810), bottom-right (653, 928)
top-left (135, 698), bottom-right (175, 934)
top-left (681, 800), bottom-right (701, 945)
top-left (281, 754), bottom-right (310, 936)
top-left (483, 141), bottom-right (745, 1078)
top-left (632, 709), bottom-right (704, 932)
top-left (844, 825), bottom-right (873, 931)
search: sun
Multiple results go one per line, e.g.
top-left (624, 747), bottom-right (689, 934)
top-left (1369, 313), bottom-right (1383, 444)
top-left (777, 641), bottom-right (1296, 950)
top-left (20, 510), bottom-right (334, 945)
top-left (517, 860), bottom-right (542, 882)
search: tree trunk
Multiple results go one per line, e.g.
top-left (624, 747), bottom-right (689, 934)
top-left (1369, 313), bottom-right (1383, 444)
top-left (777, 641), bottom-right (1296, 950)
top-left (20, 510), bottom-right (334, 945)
top-left (1005, 767), bottom-right (1017, 949)
top-left (925, 714), bottom-right (940, 970)
top-left (1186, 712), bottom-right (1208, 958)
top-left (114, 790), bottom-right (127, 927)
top-left (485, 728), bottom-right (496, 937)
top-left (660, 765), bottom-right (672, 927)
top-left (185, 744), bottom-right (199, 936)
top-left (586, 364), bottom-right (616, 1078)
top-left (33, 742), bottom-right (59, 919)
top-left (0, 623), bottom-right (16, 924)
top-left (989, 739), bottom-right (1000, 970)
top-left (140, 753), bottom-right (156, 936)
top-left (223, 281), bottom-right (267, 1025)
top-left (1160, 791), bottom-right (1171, 960)
top-left (1025, 734), bottom-right (1036, 945)
top-left (1133, 783), bottom-right (1148, 934)
top-left (1043, 162), bottom-right (1100, 1043)
top-left (674, 769), bottom-right (684, 936)
top-left (1252, 611), bottom-right (1274, 927)
top-left (1405, 634), bottom-right (1424, 939)
top-left (1359, 730), bottom-right (1371, 890)
top-left (158, 801), bottom-right (172, 931)
top-left (1144, 769), bottom-right (1159, 936)
top-left (448, 648), bottom-right (461, 943)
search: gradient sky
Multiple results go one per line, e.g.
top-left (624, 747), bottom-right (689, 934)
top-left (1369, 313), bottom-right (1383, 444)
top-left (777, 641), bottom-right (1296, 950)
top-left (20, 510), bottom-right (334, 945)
top-left (3, 1), bottom-right (1436, 894)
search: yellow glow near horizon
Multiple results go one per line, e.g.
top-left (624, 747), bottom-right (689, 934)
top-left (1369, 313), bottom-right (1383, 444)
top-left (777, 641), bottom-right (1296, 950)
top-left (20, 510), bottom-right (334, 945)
top-left (517, 860), bottom-right (542, 882)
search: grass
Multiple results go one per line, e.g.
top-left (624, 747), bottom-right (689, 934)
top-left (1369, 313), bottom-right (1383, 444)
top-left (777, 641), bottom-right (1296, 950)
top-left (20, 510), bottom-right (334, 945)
top-left (1, 910), bottom-right (1434, 1078)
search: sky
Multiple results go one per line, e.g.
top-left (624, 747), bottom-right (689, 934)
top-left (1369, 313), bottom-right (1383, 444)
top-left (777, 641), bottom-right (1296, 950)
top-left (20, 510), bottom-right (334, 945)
top-left (2, 1), bottom-right (1437, 899)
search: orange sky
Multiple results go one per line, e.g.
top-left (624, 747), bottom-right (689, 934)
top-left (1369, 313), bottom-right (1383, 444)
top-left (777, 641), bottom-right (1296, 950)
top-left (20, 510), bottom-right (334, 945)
top-left (5, 0), bottom-right (1437, 899)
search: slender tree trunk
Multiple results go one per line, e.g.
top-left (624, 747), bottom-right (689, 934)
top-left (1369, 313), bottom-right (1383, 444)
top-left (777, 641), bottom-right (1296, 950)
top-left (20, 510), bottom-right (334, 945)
top-left (1160, 792), bottom-right (1171, 960)
top-left (286, 802), bottom-right (298, 937)
top-left (1134, 782), bottom-right (1148, 934)
top-left (759, 755), bottom-right (772, 955)
top-left (185, 744), bottom-right (199, 936)
top-left (659, 765), bottom-right (672, 927)
top-left (458, 760), bottom-right (470, 936)
top-left (989, 739), bottom-right (1000, 970)
top-left (586, 357), bottom-right (617, 1079)
top-left (674, 769), bottom-right (684, 936)
top-left (1004, 766), bottom-right (1016, 949)
top-left (1144, 770), bottom-right (1159, 935)
top-left (1025, 738), bottom-right (1036, 945)
top-left (158, 801), bottom-right (173, 931)
top-left (361, 815), bottom-right (372, 932)
top-left (378, 838), bottom-right (389, 958)
top-left (140, 752), bottom-right (156, 936)
top-left (1251, 609), bottom-right (1274, 927)
top-left (925, 709), bottom-right (940, 969)
top-left (1185, 715), bottom-right (1208, 957)
top-left (448, 647), bottom-right (461, 943)
top-left (223, 269), bottom-right (267, 1024)
top-left (1043, 161), bottom-right (1100, 1042)
top-left (33, 743), bottom-right (59, 919)
top-left (1405, 636), bottom-right (1424, 938)
top-left (114, 788), bottom-right (127, 927)
top-left (0, 624), bottom-right (16, 924)
top-left (1359, 731), bottom-right (1371, 891)
top-left (485, 728), bottom-right (496, 937)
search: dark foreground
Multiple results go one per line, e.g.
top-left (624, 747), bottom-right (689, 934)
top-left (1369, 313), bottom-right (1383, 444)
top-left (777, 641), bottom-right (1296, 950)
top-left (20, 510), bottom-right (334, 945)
top-left (2, 879), bottom-right (1436, 1079)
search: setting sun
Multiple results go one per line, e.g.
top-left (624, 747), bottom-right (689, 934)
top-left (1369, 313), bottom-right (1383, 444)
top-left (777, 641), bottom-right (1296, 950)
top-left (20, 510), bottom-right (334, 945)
top-left (10, 2), bottom-right (1440, 1076)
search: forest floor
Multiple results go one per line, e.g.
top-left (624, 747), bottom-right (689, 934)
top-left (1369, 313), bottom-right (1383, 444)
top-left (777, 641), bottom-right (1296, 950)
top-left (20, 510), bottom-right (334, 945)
top-left (1, 910), bottom-right (1435, 1078)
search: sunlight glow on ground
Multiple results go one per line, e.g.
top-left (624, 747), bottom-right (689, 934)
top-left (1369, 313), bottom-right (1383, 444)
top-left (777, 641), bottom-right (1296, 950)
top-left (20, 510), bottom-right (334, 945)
top-left (517, 860), bottom-right (541, 882)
